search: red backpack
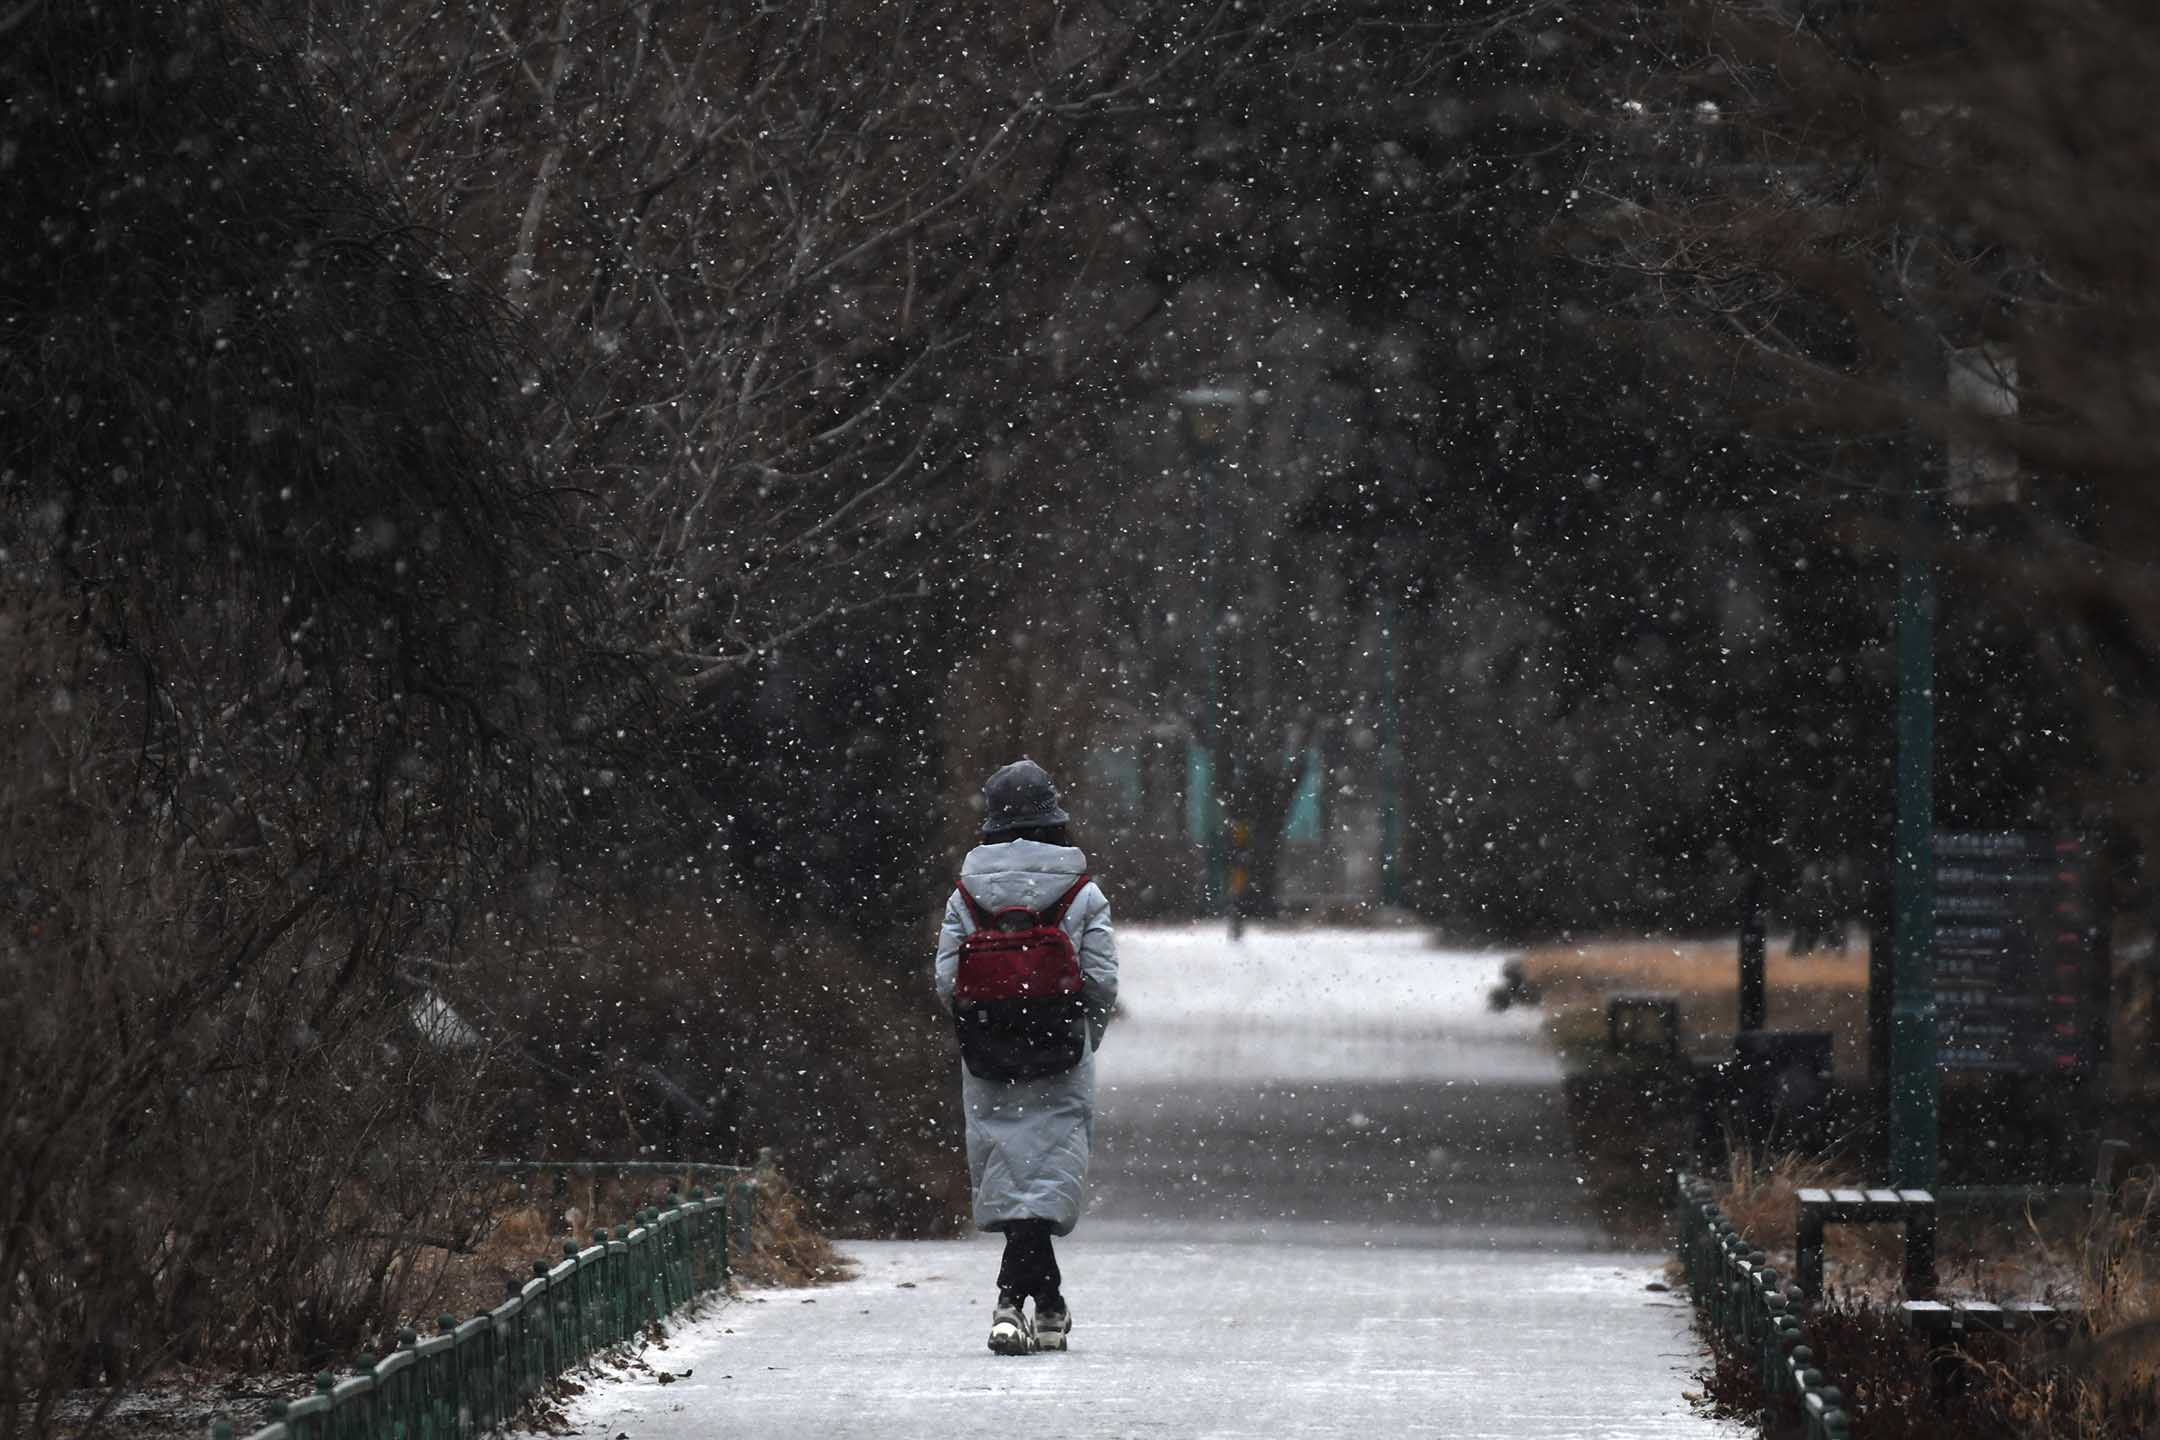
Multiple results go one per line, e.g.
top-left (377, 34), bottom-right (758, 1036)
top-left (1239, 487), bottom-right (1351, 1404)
top-left (952, 875), bottom-right (1090, 1082)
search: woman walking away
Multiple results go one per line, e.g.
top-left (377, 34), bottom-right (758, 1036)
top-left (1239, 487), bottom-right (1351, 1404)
top-left (935, 759), bottom-right (1117, 1355)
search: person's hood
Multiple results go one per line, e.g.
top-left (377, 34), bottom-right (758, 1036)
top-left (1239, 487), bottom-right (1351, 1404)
top-left (959, 839), bottom-right (1089, 914)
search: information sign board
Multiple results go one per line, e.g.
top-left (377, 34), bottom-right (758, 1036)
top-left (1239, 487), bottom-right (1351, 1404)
top-left (1931, 831), bottom-right (2104, 1075)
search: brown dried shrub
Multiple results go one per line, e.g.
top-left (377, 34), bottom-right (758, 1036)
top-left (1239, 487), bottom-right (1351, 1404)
top-left (733, 1174), bottom-right (856, 1291)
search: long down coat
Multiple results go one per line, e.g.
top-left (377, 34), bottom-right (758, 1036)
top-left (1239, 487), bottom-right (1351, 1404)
top-left (933, 839), bottom-right (1117, 1236)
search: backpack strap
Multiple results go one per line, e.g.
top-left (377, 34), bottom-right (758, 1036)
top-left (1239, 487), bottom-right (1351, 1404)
top-left (955, 875), bottom-right (1089, 930)
top-left (1041, 874), bottom-right (1091, 928)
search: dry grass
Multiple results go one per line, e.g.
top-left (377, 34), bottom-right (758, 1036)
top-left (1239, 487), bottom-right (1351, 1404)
top-left (732, 1174), bottom-right (856, 1289)
top-left (1712, 1151), bottom-right (2096, 1308)
top-left (1699, 1160), bottom-right (2160, 1438)
top-left (408, 1200), bottom-right (571, 1324)
top-left (1521, 932), bottom-right (1873, 1081)
top-left (1715, 1149), bottom-right (1847, 1257)
top-left (1719, 1153), bottom-right (1897, 1298)
top-left (1555, 934), bottom-right (2160, 1434)
top-left (2075, 1176), bottom-right (2160, 1336)
top-left (397, 1166), bottom-right (855, 1336)
top-left (486, 901), bottom-right (973, 1241)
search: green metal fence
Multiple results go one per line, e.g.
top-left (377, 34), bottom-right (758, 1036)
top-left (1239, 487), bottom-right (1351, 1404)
top-left (1675, 1172), bottom-right (1856, 1440)
top-left (213, 1177), bottom-right (756, 1440)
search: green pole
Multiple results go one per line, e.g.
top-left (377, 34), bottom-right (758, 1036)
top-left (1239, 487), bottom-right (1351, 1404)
top-left (1202, 436), bottom-right (1224, 909)
top-left (1378, 585), bottom-right (1403, 908)
top-left (1889, 481), bottom-right (1939, 1188)
top-left (1179, 388), bottom-right (1234, 912)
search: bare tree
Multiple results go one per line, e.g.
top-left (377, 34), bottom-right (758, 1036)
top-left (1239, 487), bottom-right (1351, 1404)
top-left (1, 6), bottom-right (619, 1430)
top-left (1571, 0), bottom-right (2160, 851)
top-left (280, 0), bottom-right (1224, 690)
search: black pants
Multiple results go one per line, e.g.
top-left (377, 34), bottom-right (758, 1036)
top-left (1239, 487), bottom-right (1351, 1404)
top-left (996, 1219), bottom-right (1062, 1306)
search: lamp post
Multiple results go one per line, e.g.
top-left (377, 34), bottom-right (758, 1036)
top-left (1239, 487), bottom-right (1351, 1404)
top-left (1177, 386), bottom-right (1244, 911)
top-left (1888, 450), bottom-right (1941, 1188)
top-left (1884, 234), bottom-right (1973, 1191)
top-left (1377, 544), bottom-right (1405, 910)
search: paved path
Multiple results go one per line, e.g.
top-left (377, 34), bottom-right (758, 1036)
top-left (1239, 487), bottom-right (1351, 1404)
top-left (578, 1236), bottom-right (1719, 1439)
top-left (557, 925), bottom-right (1739, 1439)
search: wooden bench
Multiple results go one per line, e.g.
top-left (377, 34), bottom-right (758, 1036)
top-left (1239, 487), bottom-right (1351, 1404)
top-left (1901, 1299), bottom-right (2065, 1337)
top-left (1795, 1187), bottom-right (1937, 1303)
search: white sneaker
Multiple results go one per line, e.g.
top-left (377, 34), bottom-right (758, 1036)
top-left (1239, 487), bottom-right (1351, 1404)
top-left (1033, 1302), bottom-right (1071, 1352)
top-left (988, 1301), bottom-right (1033, 1355)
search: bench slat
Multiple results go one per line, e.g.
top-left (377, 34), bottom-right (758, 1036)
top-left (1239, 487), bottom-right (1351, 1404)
top-left (1903, 1299), bottom-right (2062, 1333)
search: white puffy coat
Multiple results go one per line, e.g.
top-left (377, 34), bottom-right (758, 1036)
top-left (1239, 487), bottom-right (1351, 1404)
top-left (933, 840), bottom-right (1116, 1235)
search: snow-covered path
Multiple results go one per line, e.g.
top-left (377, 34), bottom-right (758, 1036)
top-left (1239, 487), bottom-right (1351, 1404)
top-left (556, 925), bottom-right (1739, 1439)
top-left (574, 1238), bottom-right (1723, 1440)
top-left (1095, 923), bottom-right (1559, 1087)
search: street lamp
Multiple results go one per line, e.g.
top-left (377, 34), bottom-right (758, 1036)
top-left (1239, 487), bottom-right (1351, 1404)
top-left (1376, 532), bottom-right (1406, 911)
top-left (1887, 474), bottom-right (1939, 1190)
top-left (1175, 385), bottom-right (1247, 913)
top-left (1886, 343), bottom-right (2017, 1188)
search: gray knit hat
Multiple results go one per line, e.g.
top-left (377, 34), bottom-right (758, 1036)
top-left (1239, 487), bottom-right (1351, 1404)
top-left (980, 758), bottom-right (1070, 837)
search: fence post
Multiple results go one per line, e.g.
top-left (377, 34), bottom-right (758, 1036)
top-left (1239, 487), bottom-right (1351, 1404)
top-left (431, 1315), bottom-right (457, 1440)
top-left (558, 1242), bottom-right (579, 1369)
top-left (476, 1309), bottom-right (499, 1434)
top-left (687, 1188), bottom-right (706, 1293)
top-left (728, 1178), bottom-right (755, 1257)
top-left (299, 1368), bottom-right (328, 1440)
top-left (643, 1209), bottom-right (664, 1326)
top-left (526, 1260), bottom-right (548, 1398)
top-left (393, 1328), bottom-right (417, 1440)
top-left (661, 1196), bottom-right (680, 1311)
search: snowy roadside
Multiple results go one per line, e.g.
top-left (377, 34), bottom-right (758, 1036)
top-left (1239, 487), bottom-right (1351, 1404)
top-left (523, 1291), bottom-right (745, 1434)
top-left (40, 1371), bottom-right (317, 1440)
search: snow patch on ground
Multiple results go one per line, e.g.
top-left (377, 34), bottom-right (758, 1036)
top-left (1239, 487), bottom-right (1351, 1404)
top-left (1100, 923), bottom-right (1558, 1086)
